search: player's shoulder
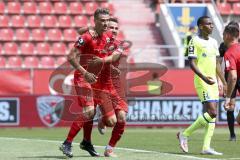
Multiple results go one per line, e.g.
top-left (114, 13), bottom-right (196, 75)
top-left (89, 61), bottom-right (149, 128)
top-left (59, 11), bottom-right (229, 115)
top-left (208, 36), bottom-right (218, 44)
top-left (189, 35), bottom-right (201, 46)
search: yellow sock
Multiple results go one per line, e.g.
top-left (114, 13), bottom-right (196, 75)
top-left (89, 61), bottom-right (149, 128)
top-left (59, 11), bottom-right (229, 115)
top-left (202, 118), bottom-right (216, 150)
top-left (183, 113), bottom-right (211, 137)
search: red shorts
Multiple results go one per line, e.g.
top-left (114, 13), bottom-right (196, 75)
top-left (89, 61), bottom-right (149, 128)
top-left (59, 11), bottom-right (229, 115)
top-left (110, 88), bottom-right (128, 113)
top-left (111, 77), bottom-right (128, 113)
top-left (74, 76), bottom-right (115, 118)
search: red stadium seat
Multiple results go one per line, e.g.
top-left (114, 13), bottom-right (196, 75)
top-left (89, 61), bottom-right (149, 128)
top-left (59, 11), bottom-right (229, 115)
top-left (0, 15), bottom-right (9, 27)
top-left (11, 15), bottom-right (25, 28)
top-left (23, 2), bottom-right (37, 14)
top-left (74, 16), bottom-right (88, 27)
top-left (4, 43), bottom-right (18, 55)
top-left (52, 43), bottom-right (67, 55)
top-left (27, 15), bottom-right (42, 28)
top-left (101, 2), bottom-right (114, 14)
top-left (89, 16), bottom-right (94, 26)
top-left (40, 56), bottom-right (55, 68)
top-left (8, 56), bottom-right (22, 68)
top-left (0, 29), bottom-right (14, 41)
top-left (16, 29), bottom-right (30, 41)
top-left (32, 29), bottom-right (46, 41)
top-left (59, 15), bottom-right (72, 28)
top-left (7, 2), bottom-right (21, 14)
top-left (0, 57), bottom-right (6, 67)
top-left (24, 56), bottom-right (39, 68)
top-left (63, 29), bottom-right (77, 41)
top-left (43, 15), bottom-right (58, 28)
top-left (68, 42), bottom-right (75, 49)
top-left (39, 2), bottom-right (53, 14)
top-left (233, 3), bottom-right (240, 15)
top-left (36, 43), bottom-right (51, 55)
top-left (217, 3), bottom-right (232, 15)
top-left (56, 56), bottom-right (67, 66)
top-left (85, 2), bottom-right (98, 15)
top-left (69, 2), bottom-right (83, 15)
top-left (20, 43), bottom-right (35, 55)
top-left (54, 2), bottom-right (68, 14)
top-left (47, 29), bottom-right (62, 41)
top-left (0, 2), bottom-right (5, 14)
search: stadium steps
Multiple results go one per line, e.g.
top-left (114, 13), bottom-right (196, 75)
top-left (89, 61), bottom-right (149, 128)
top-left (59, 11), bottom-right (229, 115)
top-left (112, 0), bottom-right (171, 66)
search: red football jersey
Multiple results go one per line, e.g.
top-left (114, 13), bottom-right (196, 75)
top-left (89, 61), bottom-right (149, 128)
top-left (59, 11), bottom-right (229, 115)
top-left (224, 43), bottom-right (240, 77)
top-left (73, 31), bottom-right (114, 88)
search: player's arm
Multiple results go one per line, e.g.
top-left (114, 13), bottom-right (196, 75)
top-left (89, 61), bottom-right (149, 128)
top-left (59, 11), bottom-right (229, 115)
top-left (226, 70), bottom-right (237, 98)
top-left (68, 36), bottom-right (97, 84)
top-left (216, 57), bottom-right (227, 93)
top-left (224, 53), bottom-right (237, 98)
top-left (78, 27), bottom-right (89, 35)
top-left (67, 48), bottom-right (86, 74)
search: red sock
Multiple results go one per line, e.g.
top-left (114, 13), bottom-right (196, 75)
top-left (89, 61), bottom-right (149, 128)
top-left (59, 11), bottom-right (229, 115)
top-left (108, 121), bottom-right (125, 147)
top-left (83, 119), bottom-right (93, 142)
top-left (66, 115), bottom-right (86, 143)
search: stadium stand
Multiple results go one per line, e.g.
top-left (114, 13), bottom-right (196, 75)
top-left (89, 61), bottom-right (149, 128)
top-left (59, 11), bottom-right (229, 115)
top-left (7, 56), bottom-right (23, 68)
top-left (0, 0), bottom-right (120, 68)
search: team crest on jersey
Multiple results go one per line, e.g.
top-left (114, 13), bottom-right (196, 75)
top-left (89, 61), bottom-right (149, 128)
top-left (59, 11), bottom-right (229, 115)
top-left (37, 96), bottom-right (64, 127)
top-left (202, 53), bottom-right (207, 57)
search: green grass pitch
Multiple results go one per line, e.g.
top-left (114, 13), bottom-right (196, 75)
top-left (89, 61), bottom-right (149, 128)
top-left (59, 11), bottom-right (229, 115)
top-left (0, 127), bottom-right (239, 160)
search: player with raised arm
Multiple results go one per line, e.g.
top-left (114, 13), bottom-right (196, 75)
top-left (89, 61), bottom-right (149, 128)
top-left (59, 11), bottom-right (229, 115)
top-left (177, 16), bottom-right (227, 155)
top-left (59, 8), bottom-right (118, 158)
top-left (75, 17), bottom-right (129, 157)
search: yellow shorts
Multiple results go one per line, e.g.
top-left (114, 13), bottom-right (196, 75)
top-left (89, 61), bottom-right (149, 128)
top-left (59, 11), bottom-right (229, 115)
top-left (196, 85), bottom-right (219, 103)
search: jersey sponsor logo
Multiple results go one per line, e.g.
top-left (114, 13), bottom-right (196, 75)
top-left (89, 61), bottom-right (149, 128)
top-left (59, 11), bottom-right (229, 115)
top-left (37, 96), bottom-right (64, 127)
top-left (77, 37), bottom-right (85, 46)
top-left (127, 97), bottom-right (203, 124)
top-left (0, 98), bottom-right (19, 125)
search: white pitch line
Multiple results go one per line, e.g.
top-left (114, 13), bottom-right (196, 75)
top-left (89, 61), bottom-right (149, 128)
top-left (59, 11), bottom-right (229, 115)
top-left (0, 137), bottom-right (218, 160)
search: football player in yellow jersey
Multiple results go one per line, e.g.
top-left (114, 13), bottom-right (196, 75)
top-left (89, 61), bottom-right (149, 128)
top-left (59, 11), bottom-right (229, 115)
top-left (177, 16), bottom-right (227, 155)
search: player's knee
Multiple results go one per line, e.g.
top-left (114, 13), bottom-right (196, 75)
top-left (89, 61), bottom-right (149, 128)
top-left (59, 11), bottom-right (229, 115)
top-left (105, 116), bottom-right (117, 127)
top-left (83, 107), bottom-right (95, 120)
top-left (117, 110), bottom-right (126, 123)
top-left (208, 110), bottom-right (217, 118)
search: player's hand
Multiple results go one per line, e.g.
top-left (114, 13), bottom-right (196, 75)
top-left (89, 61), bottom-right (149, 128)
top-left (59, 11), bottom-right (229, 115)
top-left (224, 97), bottom-right (231, 111)
top-left (87, 56), bottom-right (103, 66)
top-left (84, 71), bottom-right (98, 84)
top-left (203, 76), bottom-right (215, 85)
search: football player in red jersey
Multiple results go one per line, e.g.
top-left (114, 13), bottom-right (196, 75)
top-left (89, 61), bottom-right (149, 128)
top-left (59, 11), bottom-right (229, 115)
top-left (223, 24), bottom-right (240, 126)
top-left (74, 17), bottom-right (129, 157)
top-left (59, 8), bottom-right (122, 158)
top-left (218, 21), bottom-right (239, 141)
